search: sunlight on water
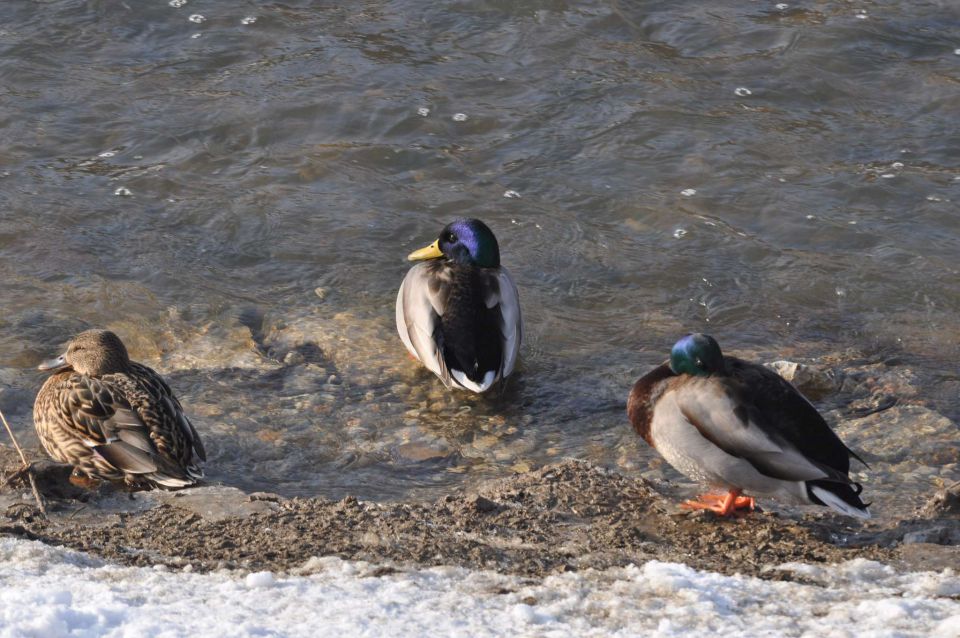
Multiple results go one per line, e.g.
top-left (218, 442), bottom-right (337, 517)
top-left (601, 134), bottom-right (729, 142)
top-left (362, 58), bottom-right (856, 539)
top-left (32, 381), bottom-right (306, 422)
top-left (0, 0), bottom-right (956, 519)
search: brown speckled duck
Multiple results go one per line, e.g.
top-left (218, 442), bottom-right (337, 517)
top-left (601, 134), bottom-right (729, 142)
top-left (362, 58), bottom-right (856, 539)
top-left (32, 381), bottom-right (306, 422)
top-left (33, 329), bottom-right (205, 489)
top-left (628, 333), bottom-right (870, 518)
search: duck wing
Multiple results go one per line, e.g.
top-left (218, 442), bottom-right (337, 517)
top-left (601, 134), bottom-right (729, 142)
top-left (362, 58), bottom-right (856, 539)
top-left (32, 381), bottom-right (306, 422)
top-left (59, 376), bottom-right (161, 475)
top-left (127, 363), bottom-right (207, 463)
top-left (670, 370), bottom-right (852, 485)
top-left (396, 261), bottom-right (453, 387)
top-left (487, 267), bottom-right (522, 380)
top-left (725, 358), bottom-right (864, 475)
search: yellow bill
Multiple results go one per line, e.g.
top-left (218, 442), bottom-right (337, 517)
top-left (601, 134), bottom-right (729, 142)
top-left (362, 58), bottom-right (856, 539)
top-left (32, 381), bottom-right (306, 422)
top-left (407, 239), bottom-right (443, 261)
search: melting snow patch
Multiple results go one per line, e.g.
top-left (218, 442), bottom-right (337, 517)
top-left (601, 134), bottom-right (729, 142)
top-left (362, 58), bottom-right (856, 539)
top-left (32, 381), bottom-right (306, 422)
top-left (0, 539), bottom-right (956, 637)
top-left (245, 571), bottom-right (275, 588)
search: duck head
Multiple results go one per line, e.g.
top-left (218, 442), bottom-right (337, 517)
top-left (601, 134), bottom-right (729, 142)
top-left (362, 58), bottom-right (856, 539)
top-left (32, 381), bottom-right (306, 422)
top-left (407, 218), bottom-right (500, 268)
top-left (38, 329), bottom-right (132, 376)
top-left (669, 333), bottom-right (725, 376)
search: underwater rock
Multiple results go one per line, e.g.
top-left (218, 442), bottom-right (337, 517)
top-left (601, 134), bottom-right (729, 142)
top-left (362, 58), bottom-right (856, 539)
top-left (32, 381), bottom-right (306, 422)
top-left (918, 482), bottom-right (960, 520)
top-left (836, 405), bottom-right (958, 465)
top-left (766, 360), bottom-right (841, 399)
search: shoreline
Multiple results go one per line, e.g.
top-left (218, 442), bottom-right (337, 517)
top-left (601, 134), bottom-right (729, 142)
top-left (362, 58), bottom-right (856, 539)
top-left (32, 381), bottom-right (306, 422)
top-left (1, 453), bottom-right (957, 580)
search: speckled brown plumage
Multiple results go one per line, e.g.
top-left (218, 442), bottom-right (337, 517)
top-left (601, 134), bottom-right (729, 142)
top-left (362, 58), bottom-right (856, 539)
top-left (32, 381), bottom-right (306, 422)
top-left (33, 330), bottom-right (205, 489)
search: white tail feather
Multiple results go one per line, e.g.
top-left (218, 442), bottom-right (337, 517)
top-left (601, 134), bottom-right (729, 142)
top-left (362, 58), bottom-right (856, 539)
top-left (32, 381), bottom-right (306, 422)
top-left (450, 369), bottom-right (497, 393)
top-left (810, 485), bottom-right (871, 519)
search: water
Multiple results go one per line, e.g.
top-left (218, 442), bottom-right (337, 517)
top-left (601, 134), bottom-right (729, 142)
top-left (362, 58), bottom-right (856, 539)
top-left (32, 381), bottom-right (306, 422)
top-left (0, 0), bottom-right (958, 516)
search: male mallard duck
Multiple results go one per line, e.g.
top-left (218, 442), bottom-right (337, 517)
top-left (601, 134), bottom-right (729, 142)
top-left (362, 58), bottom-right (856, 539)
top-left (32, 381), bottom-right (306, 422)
top-left (33, 329), bottom-right (205, 489)
top-left (627, 333), bottom-right (870, 518)
top-left (396, 218), bottom-right (521, 393)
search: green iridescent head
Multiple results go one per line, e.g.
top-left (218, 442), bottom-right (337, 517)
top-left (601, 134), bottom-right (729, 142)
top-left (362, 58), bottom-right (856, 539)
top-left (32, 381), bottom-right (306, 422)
top-left (408, 218), bottom-right (501, 268)
top-left (669, 333), bottom-right (725, 376)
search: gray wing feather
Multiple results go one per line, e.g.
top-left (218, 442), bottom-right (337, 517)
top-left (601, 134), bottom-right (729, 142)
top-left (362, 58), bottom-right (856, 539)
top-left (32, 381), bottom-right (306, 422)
top-left (396, 264), bottom-right (452, 386)
top-left (493, 267), bottom-right (522, 379)
top-left (674, 381), bottom-right (829, 482)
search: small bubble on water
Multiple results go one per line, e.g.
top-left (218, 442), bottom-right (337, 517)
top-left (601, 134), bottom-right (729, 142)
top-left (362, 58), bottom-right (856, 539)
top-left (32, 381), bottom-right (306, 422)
top-left (806, 214), bottom-right (815, 219)
top-left (133, 155), bottom-right (143, 160)
top-left (680, 188), bottom-right (697, 197)
top-left (855, 11), bottom-right (868, 19)
top-left (188, 14), bottom-right (205, 23)
top-left (955, 48), bottom-right (960, 56)
top-left (836, 287), bottom-right (846, 297)
top-left (848, 220), bottom-right (857, 225)
top-left (169, 0), bottom-right (187, 6)
top-left (416, 107), bottom-right (430, 117)
top-left (880, 173), bottom-right (895, 179)
top-left (510, 219), bottom-right (518, 224)
top-left (926, 195), bottom-right (943, 202)
top-left (241, 16), bottom-right (257, 25)
top-left (673, 228), bottom-right (688, 238)
top-left (190, 33), bottom-right (202, 38)
top-left (734, 87), bottom-right (752, 97)
top-left (503, 190), bottom-right (520, 199)
top-left (535, 223), bottom-right (542, 230)
top-left (98, 151), bottom-right (116, 158)
top-left (778, 177), bottom-right (786, 183)
top-left (114, 186), bottom-right (132, 197)
top-left (891, 162), bottom-right (904, 169)
top-left (775, 3), bottom-right (788, 9)
top-left (452, 113), bottom-right (468, 122)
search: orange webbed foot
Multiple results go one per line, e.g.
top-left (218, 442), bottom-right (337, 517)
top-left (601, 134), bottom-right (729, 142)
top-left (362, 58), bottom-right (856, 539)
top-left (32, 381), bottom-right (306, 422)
top-left (680, 490), bottom-right (755, 517)
top-left (68, 469), bottom-right (101, 490)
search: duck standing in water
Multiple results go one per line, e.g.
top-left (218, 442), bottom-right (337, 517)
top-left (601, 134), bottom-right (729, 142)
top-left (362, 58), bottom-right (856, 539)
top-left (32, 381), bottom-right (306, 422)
top-left (33, 329), bottom-right (205, 489)
top-left (396, 218), bottom-right (522, 393)
top-left (628, 333), bottom-right (870, 518)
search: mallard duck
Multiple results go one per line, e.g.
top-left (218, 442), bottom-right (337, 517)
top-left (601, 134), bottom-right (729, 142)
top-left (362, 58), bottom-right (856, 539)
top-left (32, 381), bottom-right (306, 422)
top-left (33, 329), bottom-right (205, 489)
top-left (627, 333), bottom-right (870, 518)
top-left (396, 218), bottom-right (522, 393)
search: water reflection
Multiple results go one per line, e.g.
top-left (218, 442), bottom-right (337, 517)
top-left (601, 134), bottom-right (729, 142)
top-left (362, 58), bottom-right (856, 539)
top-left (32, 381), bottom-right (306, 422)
top-left (0, 0), bottom-right (957, 519)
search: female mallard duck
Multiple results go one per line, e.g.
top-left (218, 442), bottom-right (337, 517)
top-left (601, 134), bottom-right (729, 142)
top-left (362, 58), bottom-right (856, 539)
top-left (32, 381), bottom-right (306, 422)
top-left (33, 329), bottom-right (205, 489)
top-left (396, 218), bottom-right (522, 393)
top-left (627, 333), bottom-right (870, 518)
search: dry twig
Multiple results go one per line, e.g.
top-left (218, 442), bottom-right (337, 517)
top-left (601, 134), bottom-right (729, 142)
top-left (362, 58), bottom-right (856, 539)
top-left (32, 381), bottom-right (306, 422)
top-left (0, 408), bottom-right (47, 517)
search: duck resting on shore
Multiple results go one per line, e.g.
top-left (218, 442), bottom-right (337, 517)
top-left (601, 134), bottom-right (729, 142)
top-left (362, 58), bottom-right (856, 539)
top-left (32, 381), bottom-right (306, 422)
top-left (33, 329), bottom-right (205, 489)
top-left (396, 218), bottom-right (522, 393)
top-left (627, 333), bottom-right (870, 518)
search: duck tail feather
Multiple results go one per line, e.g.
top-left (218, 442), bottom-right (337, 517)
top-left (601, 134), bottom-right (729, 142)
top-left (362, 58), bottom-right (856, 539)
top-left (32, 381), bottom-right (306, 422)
top-left (807, 480), bottom-right (871, 519)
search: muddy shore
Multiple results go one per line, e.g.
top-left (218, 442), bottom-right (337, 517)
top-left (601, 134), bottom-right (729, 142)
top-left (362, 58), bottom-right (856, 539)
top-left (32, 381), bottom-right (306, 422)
top-left (1, 450), bottom-right (957, 580)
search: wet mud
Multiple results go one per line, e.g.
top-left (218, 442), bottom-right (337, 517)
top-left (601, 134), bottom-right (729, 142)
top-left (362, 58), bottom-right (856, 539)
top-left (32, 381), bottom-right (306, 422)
top-left (1, 454), bottom-right (957, 580)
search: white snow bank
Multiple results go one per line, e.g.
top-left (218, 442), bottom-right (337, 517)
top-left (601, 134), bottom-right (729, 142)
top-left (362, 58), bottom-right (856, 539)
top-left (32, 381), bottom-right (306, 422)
top-left (0, 538), bottom-right (957, 638)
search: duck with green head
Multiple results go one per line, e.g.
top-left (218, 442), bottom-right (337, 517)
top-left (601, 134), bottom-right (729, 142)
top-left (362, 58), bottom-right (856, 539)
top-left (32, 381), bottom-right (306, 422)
top-left (33, 329), bottom-right (206, 489)
top-left (396, 218), bottom-right (522, 393)
top-left (627, 333), bottom-right (870, 518)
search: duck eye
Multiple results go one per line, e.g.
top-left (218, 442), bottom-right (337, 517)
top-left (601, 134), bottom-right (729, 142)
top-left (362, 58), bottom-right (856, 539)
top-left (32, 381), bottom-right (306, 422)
top-left (447, 233), bottom-right (457, 242)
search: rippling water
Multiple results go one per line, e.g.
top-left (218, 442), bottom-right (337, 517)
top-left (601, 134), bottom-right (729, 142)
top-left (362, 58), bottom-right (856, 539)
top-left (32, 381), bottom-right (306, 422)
top-left (0, 1), bottom-right (958, 515)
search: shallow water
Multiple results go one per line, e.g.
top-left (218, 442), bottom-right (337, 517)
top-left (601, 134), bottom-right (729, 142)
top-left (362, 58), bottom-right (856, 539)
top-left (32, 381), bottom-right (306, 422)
top-left (0, 0), bottom-right (958, 516)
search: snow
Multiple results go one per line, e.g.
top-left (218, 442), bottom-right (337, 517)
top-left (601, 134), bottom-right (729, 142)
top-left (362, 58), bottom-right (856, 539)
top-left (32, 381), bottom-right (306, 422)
top-left (0, 538), bottom-right (957, 638)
